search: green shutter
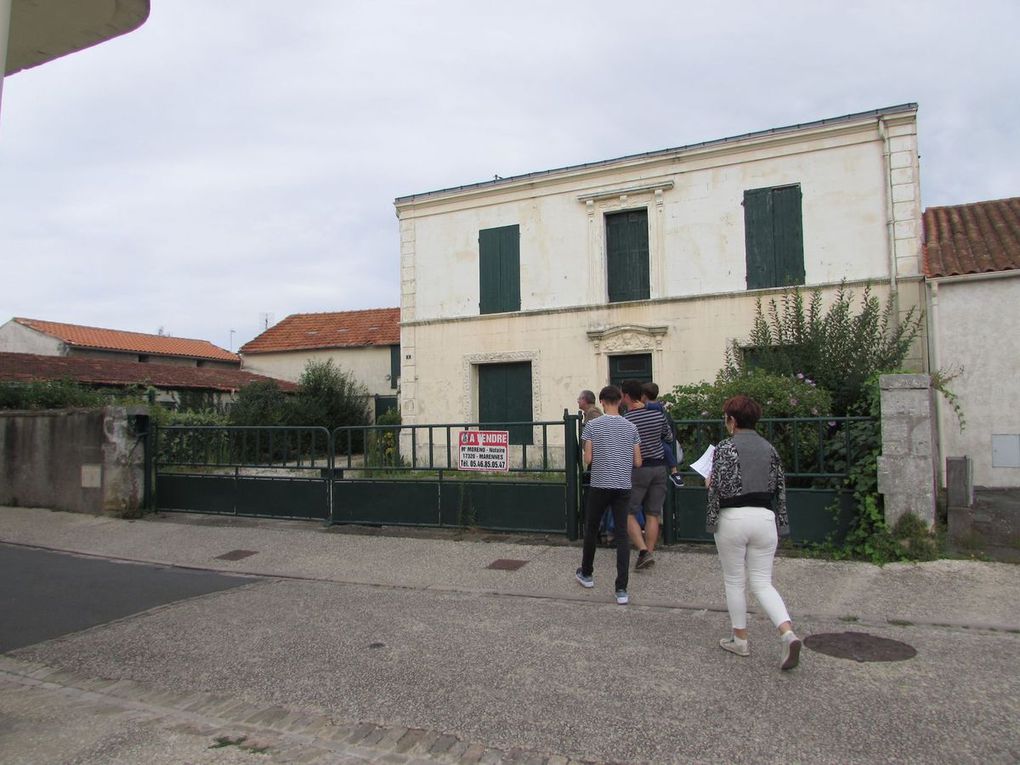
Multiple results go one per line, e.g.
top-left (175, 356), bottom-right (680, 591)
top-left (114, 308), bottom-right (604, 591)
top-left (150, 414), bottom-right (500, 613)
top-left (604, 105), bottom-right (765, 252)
top-left (389, 345), bottom-right (400, 389)
top-left (744, 185), bottom-right (804, 290)
top-left (606, 209), bottom-right (649, 302)
top-left (479, 224), bottom-right (520, 314)
top-left (772, 185), bottom-right (805, 286)
top-left (478, 362), bottom-right (533, 445)
top-left (744, 188), bottom-right (774, 290)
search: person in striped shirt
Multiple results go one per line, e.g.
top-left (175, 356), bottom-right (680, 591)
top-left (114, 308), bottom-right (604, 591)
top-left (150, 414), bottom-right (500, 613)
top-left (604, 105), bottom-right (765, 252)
top-left (621, 379), bottom-right (673, 570)
top-left (575, 385), bottom-right (642, 605)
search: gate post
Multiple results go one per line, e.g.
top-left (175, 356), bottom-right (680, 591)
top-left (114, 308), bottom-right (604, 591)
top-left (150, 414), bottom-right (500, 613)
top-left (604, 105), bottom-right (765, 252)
top-left (877, 374), bottom-right (937, 528)
top-left (564, 410), bottom-right (581, 540)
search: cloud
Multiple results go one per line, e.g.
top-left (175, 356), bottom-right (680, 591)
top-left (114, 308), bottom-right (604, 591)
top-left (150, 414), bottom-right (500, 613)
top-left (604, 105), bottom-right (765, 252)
top-left (0, 0), bottom-right (1017, 348)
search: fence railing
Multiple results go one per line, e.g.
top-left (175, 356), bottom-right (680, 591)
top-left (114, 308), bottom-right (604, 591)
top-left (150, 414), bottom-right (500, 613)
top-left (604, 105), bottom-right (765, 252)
top-left (155, 425), bottom-right (333, 473)
top-left (674, 415), bottom-right (878, 486)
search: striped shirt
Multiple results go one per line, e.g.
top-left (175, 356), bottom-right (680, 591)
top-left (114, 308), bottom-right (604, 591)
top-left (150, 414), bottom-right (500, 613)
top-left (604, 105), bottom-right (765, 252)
top-left (581, 415), bottom-right (640, 489)
top-left (624, 406), bottom-right (671, 464)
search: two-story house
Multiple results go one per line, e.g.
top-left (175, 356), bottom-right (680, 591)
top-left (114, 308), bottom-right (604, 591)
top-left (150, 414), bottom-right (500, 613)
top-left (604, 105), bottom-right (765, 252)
top-left (394, 104), bottom-right (925, 443)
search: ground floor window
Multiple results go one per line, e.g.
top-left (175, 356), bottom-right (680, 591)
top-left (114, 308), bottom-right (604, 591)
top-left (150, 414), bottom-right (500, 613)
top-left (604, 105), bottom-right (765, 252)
top-left (609, 354), bottom-right (652, 387)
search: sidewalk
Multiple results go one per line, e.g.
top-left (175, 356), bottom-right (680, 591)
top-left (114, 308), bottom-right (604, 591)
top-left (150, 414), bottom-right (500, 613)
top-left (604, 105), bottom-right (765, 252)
top-left (2, 507), bottom-right (1019, 764)
top-left (1, 507), bottom-right (1017, 629)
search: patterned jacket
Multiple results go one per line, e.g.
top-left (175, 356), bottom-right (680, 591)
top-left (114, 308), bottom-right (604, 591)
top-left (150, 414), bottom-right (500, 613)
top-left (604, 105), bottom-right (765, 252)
top-left (706, 432), bottom-right (789, 535)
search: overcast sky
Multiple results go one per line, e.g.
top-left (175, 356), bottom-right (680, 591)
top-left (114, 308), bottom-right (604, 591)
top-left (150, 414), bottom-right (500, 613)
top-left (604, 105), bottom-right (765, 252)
top-left (1, 1), bottom-right (1017, 351)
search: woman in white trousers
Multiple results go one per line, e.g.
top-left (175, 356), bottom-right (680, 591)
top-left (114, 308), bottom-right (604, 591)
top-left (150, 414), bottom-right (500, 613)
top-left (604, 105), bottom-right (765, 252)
top-left (706, 395), bottom-right (802, 670)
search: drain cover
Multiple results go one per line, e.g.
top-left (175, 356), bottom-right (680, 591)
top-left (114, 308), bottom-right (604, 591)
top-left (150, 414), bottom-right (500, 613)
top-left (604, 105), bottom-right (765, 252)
top-left (215, 549), bottom-right (258, 561)
top-left (805, 631), bottom-right (917, 662)
top-left (487, 558), bottom-right (528, 571)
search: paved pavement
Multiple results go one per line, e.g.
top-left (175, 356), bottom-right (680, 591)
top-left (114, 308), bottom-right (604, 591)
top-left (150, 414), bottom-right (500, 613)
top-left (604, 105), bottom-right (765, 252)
top-left (1, 506), bottom-right (1018, 764)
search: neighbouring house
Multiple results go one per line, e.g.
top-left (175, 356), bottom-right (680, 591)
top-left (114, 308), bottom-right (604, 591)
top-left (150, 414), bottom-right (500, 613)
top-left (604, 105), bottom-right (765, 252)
top-left (924, 196), bottom-right (1020, 488)
top-left (239, 308), bottom-right (401, 421)
top-left (0, 317), bottom-right (239, 369)
top-left (0, 351), bottom-right (296, 409)
top-left (394, 104), bottom-right (926, 443)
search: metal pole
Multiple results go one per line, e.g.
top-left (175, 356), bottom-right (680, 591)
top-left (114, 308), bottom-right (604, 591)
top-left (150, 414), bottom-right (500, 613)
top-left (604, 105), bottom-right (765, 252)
top-left (564, 409), bottom-right (579, 541)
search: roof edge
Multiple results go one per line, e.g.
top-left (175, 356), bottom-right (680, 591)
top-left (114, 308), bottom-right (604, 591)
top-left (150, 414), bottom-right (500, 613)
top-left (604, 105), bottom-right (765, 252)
top-left (394, 103), bottom-right (918, 206)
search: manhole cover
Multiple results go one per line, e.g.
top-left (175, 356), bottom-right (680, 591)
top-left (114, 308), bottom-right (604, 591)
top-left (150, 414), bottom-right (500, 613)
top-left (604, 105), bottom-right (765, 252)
top-left (487, 558), bottom-right (528, 571)
top-left (805, 631), bottom-right (917, 662)
top-left (215, 549), bottom-right (259, 561)
top-left (367, 642), bottom-right (386, 649)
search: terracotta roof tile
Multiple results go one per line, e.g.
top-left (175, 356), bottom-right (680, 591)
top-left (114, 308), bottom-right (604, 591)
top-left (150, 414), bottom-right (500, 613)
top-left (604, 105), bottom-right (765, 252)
top-left (240, 308), bottom-right (400, 354)
top-left (923, 197), bottom-right (1020, 278)
top-left (14, 318), bottom-right (239, 362)
top-left (0, 352), bottom-right (297, 393)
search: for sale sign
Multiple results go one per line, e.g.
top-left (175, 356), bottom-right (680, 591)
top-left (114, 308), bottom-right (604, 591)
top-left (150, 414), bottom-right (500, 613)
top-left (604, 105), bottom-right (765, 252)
top-left (458, 430), bottom-right (510, 472)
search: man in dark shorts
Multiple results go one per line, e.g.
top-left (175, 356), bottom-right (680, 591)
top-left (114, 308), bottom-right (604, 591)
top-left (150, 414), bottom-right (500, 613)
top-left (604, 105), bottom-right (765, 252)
top-left (621, 379), bottom-right (672, 570)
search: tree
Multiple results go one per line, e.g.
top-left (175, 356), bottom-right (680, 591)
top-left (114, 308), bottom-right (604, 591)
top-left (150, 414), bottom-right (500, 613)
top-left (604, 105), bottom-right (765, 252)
top-left (723, 283), bottom-right (923, 415)
top-left (229, 380), bottom-right (288, 425)
top-left (287, 359), bottom-right (370, 430)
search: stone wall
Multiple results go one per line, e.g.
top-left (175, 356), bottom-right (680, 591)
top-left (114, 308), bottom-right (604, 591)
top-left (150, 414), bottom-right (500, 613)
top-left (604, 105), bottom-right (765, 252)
top-left (877, 374), bottom-right (937, 527)
top-left (0, 406), bottom-right (148, 517)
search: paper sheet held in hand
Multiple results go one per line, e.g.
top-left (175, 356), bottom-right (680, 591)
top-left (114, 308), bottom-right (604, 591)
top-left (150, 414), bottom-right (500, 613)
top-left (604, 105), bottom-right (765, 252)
top-left (690, 445), bottom-right (715, 478)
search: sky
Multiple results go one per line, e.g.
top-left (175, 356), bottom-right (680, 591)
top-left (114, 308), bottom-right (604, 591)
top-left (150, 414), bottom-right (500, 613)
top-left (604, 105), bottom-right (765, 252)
top-left (1, 1), bottom-right (1017, 352)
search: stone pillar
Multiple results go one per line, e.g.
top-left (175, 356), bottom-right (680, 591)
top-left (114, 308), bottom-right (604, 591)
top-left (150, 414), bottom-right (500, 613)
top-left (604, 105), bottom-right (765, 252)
top-left (877, 374), bottom-right (937, 527)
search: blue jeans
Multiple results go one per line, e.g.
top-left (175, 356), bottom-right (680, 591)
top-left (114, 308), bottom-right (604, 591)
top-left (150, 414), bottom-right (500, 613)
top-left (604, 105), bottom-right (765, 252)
top-left (581, 487), bottom-right (631, 592)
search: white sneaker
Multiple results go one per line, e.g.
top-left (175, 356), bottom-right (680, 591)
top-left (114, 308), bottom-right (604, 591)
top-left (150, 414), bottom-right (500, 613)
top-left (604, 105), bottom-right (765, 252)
top-left (719, 636), bottom-right (750, 657)
top-left (781, 632), bottom-right (802, 670)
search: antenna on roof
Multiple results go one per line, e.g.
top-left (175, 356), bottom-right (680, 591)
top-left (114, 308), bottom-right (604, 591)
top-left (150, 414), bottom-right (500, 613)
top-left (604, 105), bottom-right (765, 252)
top-left (259, 312), bottom-right (274, 330)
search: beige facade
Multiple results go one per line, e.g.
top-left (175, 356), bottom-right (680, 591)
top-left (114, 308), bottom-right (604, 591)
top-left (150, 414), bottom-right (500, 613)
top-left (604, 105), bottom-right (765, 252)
top-left (242, 346), bottom-right (397, 395)
top-left (395, 105), bottom-right (925, 437)
top-left (929, 272), bottom-right (1020, 488)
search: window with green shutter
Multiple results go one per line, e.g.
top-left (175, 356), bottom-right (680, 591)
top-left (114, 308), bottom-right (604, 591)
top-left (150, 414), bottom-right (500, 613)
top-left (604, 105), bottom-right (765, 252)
top-left (478, 362), bottom-right (533, 445)
top-left (389, 345), bottom-right (400, 389)
top-left (606, 209), bottom-right (650, 302)
top-left (743, 184), bottom-right (805, 290)
top-left (479, 224), bottom-right (521, 314)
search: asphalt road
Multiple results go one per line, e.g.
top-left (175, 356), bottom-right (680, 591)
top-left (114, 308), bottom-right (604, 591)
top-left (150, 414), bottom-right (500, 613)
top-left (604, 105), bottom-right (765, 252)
top-left (0, 543), bottom-right (254, 651)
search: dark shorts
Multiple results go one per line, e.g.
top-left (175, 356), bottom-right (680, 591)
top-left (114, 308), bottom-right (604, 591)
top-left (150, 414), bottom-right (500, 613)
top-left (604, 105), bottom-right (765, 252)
top-left (628, 465), bottom-right (667, 517)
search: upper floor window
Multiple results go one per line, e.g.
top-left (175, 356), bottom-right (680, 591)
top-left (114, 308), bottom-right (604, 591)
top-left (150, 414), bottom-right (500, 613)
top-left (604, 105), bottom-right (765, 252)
top-left (479, 224), bottom-right (520, 314)
top-left (743, 184), bottom-right (805, 290)
top-left (606, 209), bottom-right (650, 303)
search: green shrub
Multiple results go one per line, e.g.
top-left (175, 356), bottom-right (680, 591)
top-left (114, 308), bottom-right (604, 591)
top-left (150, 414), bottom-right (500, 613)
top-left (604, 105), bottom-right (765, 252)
top-left (662, 371), bottom-right (834, 484)
top-left (0, 380), bottom-right (109, 410)
top-left (229, 380), bottom-right (288, 426)
top-left (724, 282), bottom-right (923, 415)
top-left (286, 359), bottom-right (370, 431)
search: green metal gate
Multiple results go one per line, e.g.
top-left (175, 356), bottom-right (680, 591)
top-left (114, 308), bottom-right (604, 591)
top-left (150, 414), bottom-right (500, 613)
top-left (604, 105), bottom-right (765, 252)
top-left (666, 415), bottom-right (875, 544)
top-left (330, 415), bottom-right (580, 534)
top-left (153, 426), bottom-right (333, 520)
top-left (153, 415), bottom-right (582, 535)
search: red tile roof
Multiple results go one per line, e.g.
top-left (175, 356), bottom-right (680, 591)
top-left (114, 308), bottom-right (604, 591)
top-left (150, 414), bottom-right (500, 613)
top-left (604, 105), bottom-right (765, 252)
top-left (14, 318), bottom-right (239, 363)
top-left (0, 352), bottom-right (297, 393)
top-left (923, 197), bottom-right (1020, 278)
top-left (240, 308), bottom-right (400, 354)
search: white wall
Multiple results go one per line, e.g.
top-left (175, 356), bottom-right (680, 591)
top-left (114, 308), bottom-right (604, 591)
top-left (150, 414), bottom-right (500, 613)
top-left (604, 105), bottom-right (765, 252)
top-left (932, 274), bottom-right (1020, 488)
top-left (402, 116), bottom-right (918, 324)
top-left (242, 346), bottom-right (396, 396)
top-left (0, 320), bottom-right (62, 355)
